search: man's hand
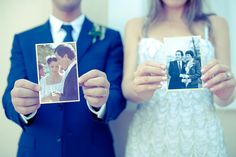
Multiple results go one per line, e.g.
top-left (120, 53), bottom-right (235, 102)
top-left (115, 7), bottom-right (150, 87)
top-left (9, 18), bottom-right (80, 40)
top-left (11, 79), bottom-right (41, 115)
top-left (79, 70), bottom-right (110, 108)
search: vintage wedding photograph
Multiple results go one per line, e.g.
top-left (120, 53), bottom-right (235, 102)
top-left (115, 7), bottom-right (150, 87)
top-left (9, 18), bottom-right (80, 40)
top-left (164, 36), bottom-right (203, 90)
top-left (36, 42), bottom-right (80, 104)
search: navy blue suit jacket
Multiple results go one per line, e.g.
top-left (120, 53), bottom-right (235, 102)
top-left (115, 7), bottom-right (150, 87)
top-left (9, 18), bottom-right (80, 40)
top-left (2, 17), bottom-right (126, 157)
top-left (60, 64), bottom-right (79, 101)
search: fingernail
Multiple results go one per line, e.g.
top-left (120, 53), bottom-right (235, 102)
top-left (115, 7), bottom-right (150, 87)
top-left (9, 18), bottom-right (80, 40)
top-left (36, 85), bottom-right (41, 91)
top-left (201, 75), bottom-right (205, 80)
top-left (201, 68), bottom-right (206, 73)
top-left (203, 83), bottom-right (208, 88)
top-left (162, 76), bottom-right (167, 80)
top-left (209, 88), bottom-right (214, 92)
top-left (161, 65), bottom-right (166, 69)
top-left (37, 104), bottom-right (41, 109)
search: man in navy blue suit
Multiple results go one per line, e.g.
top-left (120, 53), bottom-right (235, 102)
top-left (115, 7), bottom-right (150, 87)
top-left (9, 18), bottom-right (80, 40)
top-left (54, 44), bottom-right (79, 101)
top-left (168, 50), bottom-right (186, 89)
top-left (2, 0), bottom-right (126, 157)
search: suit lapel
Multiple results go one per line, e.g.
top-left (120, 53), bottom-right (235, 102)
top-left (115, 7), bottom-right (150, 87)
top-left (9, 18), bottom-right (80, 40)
top-left (77, 17), bottom-right (93, 62)
top-left (36, 21), bottom-right (53, 43)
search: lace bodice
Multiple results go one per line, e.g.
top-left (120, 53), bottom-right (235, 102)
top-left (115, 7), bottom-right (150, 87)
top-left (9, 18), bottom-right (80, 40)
top-left (125, 36), bottom-right (227, 157)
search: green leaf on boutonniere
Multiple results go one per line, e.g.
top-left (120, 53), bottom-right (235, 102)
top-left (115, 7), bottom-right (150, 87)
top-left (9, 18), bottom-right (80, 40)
top-left (88, 24), bottom-right (106, 44)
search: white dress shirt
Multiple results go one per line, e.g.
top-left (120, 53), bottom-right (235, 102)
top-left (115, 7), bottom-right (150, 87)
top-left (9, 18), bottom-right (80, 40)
top-left (177, 61), bottom-right (182, 70)
top-left (21, 14), bottom-right (106, 123)
top-left (49, 14), bottom-right (85, 42)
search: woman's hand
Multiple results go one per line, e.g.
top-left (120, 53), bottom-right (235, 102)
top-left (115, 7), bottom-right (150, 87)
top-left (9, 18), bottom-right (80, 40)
top-left (132, 61), bottom-right (167, 102)
top-left (201, 59), bottom-right (236, 104)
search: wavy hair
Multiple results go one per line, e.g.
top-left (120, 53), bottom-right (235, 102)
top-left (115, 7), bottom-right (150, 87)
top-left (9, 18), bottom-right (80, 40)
top-left (143, 0), bottom-right (214, 37)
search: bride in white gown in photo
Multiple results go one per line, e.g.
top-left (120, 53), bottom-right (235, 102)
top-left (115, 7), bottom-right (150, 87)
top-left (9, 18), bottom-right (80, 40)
top-left (122, 0), bottom-right (236, 156)
top-left (40, 55), bottom-right (63, 103)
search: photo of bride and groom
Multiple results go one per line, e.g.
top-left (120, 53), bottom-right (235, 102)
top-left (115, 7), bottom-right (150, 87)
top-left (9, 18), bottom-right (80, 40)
top-left (36, 42), bottom-right (80, 103)
top-left (166, 36), bottom-right (202, 90)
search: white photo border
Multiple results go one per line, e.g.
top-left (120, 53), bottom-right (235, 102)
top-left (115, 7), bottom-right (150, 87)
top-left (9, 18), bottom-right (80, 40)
top-left (35, 42), bottom-right (80, 104)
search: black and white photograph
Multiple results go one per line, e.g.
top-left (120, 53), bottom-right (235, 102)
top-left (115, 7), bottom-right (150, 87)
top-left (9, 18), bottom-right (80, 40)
top-left (164, 36), bottom-right (202, 90)
top-left (36, 42), bottom-right (80, 104)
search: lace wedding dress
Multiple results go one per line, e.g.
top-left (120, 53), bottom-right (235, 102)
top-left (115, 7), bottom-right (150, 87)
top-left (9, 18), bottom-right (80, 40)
top-left (125, 28), bottom-right (227, 157)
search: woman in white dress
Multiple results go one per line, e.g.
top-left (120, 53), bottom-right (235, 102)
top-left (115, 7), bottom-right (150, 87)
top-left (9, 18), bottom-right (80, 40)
top-left (40, 55), bottom-right (63, 103)
top-left (122, 0), bottom-right (236, 156)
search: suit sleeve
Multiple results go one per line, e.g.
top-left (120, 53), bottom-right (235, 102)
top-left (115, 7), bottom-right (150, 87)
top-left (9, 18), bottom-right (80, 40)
top-left (102, 31), bottom-right (126, 123)
top-left (2, 35), bottom-right (28, 128)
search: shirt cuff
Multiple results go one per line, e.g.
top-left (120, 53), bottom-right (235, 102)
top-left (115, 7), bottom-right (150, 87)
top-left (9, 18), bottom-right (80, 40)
top-left (20, 111), bottom-right (37, 124)
top-left (86, 101), bottom-right (106, 119)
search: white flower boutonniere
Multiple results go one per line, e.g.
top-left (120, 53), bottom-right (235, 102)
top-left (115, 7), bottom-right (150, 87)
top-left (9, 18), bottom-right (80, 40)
top-left (88, 24), bottom-right (106, 44)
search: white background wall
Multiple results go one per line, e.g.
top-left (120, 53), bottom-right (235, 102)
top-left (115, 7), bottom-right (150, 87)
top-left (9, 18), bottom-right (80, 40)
top-left (108, 0), bottom-right (148, 36)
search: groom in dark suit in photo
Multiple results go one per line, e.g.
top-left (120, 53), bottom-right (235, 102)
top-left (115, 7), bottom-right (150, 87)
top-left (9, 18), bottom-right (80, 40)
top-left (2, 0), bottom-right (126, 157)
top-left (168, 50), bottom-right (186, 89)
top-left (54, 44), bottom-right (79, 101)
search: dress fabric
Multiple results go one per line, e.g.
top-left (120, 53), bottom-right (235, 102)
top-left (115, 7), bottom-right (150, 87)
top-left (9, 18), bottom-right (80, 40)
top-left (125, 30), bottom-right (228, 157)
top-left (40, 76), bottom-right (63, 98)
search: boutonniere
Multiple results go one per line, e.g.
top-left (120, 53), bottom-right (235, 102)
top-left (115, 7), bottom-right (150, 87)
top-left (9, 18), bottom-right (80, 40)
top-left (88, 24), bottom-right (106, 44)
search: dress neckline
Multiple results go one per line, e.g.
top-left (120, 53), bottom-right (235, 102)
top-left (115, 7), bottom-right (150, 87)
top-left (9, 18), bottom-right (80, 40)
top-left (139, 37), bottom-right (214, 48)
top-left (139, 37), bottom-right (164, 44)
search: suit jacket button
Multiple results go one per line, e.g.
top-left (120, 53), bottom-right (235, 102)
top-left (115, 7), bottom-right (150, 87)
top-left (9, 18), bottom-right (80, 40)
top-left (57, 137), bottom-right (62, 143)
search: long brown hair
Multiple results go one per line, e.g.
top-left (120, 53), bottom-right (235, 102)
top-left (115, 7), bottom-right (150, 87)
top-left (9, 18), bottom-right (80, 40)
top-left (143, 0), bottom-right (214, 37)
